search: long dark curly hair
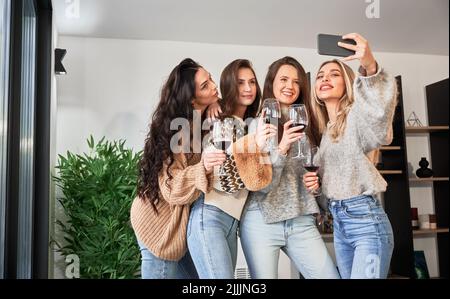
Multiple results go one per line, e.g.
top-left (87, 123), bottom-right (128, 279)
top-left (137, 58), bottom-right (201, 210)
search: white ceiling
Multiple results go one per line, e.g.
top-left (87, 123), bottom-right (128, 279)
top-left (53, 0), bottom-right (449, 55)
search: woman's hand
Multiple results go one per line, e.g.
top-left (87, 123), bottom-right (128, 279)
top-left (206, 101), bottom-right (223, 120)
top-left (278, 120), bottom-right (303, 155)
top-left (303, 171), bottom-right (320, 192)
top-left (338, 33), bottom-right (377, 76)
top-left (255, 113), bottom-right (277, 150)
top-left (203, 151), bottom-right (226, 174)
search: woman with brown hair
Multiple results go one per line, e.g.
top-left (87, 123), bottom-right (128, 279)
top-left (304, 33), bottom-right (396, 278)
top-left (130, 58), bottom-right (226, 279)
top-left (187, 59), bottom-right (272, 279)
top-left (239, 56), bottom-right (339, 279)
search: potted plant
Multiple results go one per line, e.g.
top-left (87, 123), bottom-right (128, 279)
top-left (54, 136), bottom-right (141, 278)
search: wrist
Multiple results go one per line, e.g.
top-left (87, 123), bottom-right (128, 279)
top-left (204, 164), bottom-right (213, 174)
top-left (363, 60), bottom-right (378, 76)
top-left (278, 144), bottom-right (289, 156)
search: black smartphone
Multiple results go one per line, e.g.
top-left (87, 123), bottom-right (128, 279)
top-left (317, 34), bottom-right (356, 57)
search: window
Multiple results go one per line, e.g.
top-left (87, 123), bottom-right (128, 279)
top-left (0, 0), bottom-right (11, 279)
top-left (17, 0), bottom-right (36, 278)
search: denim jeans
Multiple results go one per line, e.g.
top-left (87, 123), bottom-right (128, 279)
top-left (137, 239), bottom-right (198, 279)
top-left (328, 195), bottom-right (394, 279)
top-left (187, 195), bottom-right (239, 279)
top-left (239, 201), bottom-right (340, 279)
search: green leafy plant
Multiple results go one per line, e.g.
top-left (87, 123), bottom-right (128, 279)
top-left (54, 136), bottom-right (141, 278)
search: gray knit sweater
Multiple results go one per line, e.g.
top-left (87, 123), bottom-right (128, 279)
top-left (319, 67), bottom-right (397, 200)
top-left (245, 113), bottom-right (320, 224)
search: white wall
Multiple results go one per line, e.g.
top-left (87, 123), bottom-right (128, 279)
top-left (56, 36), bottom-right (449, 278)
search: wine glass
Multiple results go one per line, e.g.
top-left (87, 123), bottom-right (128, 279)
top-left (261, 98), bottom-right (281, 151)
top-left (302, 144), bottom-right (321, 196)
top-left (212, 119), bottom-right (233, 176)
top-left (289, 104), bottom-right (308, 159)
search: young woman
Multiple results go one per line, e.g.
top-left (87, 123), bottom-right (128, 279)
top-left (239, 56), bottom-right (340, 279)
top-left (187, 59), bottom-right (272, 279)
top-left (304, 33), bottom-right (397, 279)
top-left (130, 58), bottom-right (226, 279)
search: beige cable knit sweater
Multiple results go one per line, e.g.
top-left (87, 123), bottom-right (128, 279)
top-left (130, 153), bottom-right (213, 261)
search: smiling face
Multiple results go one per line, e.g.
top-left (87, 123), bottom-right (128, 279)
top-left (272, 64), bottom-right (300, 107)
top-left (315, 62), bottom-right (346, 103)
top-left (193, 67), bottom-right (219, 112)
top-left (236, 67), bottom-right (257, 107)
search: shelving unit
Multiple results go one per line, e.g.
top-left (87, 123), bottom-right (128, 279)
top-left (380, 170), bottom-right (403, 175)
top-left (409, 177), bottom-right (449, 183)
top-left (413, 228), bottom-right (449, 236)
top-left (381, 76), bottom-right (415, 278)
top-left (380, 146), bottom-right (402, 151)
top-left (405, 126), bottom-right (449, 133)
top-left (417, 78), bottom-right (448, 278)
top-left (380, 77), bottom-right (449, 278)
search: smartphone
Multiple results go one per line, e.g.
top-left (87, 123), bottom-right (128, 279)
top-left (317, 34), bottom-right (356, 57)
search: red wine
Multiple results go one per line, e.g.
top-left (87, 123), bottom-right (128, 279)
top-left (304, 165), bottom-right (319, 172)
top-left (214, 140), bottom-right (231, 151)
top-left (290, 123), bottom-right (307, 133)
top-left (265, 116), bottom-right (280, 124)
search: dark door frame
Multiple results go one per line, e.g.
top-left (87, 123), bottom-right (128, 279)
top-left (4, 0), bottom-right (52, 279)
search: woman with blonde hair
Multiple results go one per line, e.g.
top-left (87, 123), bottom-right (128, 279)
top-left (304, 33), bottom-right (397, 279)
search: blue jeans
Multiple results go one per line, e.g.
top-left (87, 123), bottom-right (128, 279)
top-left (187, 196), bottom-right (239, 279)
top-left (239, 201), bottom-right (340, 279)
top-left (328, 195), bottom-right (394, 279)
top-left (137, 239), bottom-right (198, 279)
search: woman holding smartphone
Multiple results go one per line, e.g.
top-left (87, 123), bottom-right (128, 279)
top-left (238, 56), bottom-right (339, 279)
top-left (187, 59), bottom-right (272, 279)
top-left (304, 33), bottom-right (397, 279)
top-left (130, 58), bottom-right (226, 279)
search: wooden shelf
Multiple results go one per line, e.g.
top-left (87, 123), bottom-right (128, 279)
top-left (413, 228), bottom-right (449, 235)
top-left (409, 177), bottom-right (449, 182)
top-left (379, 170), bottom-right (403, 175)
top-left (405, 126), bottom-right (449, 133)
top-left (380, 146), bottom-right (401, 151)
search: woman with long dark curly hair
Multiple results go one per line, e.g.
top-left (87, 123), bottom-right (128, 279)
top-left (130, 58), bottom-right (226, 279)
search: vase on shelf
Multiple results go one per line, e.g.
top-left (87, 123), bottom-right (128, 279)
top-left (416, 157), bottom-right (433, 178)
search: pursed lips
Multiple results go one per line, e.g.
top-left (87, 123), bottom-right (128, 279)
top-left (320, 83), bottom-right (334, 91)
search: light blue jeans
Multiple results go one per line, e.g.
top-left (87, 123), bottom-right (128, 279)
top-left (328, 195), bottom-right (394, 279)
top-left (137, 239), bottom-right (198, 279)
top-left (187, 195), bottom-right (239, 279)
top-left (239, 201), bottom-right (340, 279)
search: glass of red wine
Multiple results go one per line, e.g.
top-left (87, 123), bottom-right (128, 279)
top-left (212, 119), bottom-right (233, 176)
top-left (288, 104), bottom-right (308, 159)
top-left (302, 145), bottom-right (321, 196)
top-left (261, 98), bottom-right (281, 151)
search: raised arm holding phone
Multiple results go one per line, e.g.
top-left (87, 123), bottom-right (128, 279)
top-left (304, 33), bottom-right (397, 279)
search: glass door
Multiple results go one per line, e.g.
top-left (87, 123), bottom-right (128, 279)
top-left (0, 0), bottom-right (11, 279)
top-left (17, 0), bottom-right (36, 278)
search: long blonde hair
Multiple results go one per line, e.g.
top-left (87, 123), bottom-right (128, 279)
top-left (311, 59), bottom-right (355, 142)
